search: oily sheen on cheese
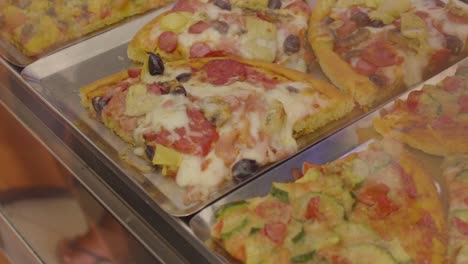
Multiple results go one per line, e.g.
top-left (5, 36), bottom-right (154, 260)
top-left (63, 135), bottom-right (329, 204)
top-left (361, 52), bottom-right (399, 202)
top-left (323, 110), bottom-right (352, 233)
top-left (80, 56), bottom-right (353, 204)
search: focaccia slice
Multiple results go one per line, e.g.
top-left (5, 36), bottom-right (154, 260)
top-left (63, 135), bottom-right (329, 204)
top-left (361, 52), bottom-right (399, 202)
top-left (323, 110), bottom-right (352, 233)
top-left (211, 139), bottom-right (446, 263)
top-left (81, 55), bottom-right (353, 204)
top-left (308, 0), bottom-right (468, 107)
top-left (127, 0), bottom-right (312, 72)
top-left (373, 65), bottom-right (468, 156)
top-left (0, 0), bottom-right (171, 57)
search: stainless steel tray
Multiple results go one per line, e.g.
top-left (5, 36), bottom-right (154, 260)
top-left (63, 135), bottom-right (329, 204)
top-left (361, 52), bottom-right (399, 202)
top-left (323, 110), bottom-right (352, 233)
top-left (0, 5), bottom-right (170, 67)
top-left (189, 59), bottom-right (464, 262)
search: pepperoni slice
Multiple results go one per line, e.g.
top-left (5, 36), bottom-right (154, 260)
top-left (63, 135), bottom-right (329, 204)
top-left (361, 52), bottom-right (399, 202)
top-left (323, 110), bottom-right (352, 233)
top-left (406, 90), bottom-right (423, 112)
top-left (188, 21), bottom-right (211, 34)
top-left (361, 41), bottom-right (403, 67)
top-left (454, 217), bottom-right (468, 235)
top-left (201, 59), bottom-right (247, 85)
top-left (144, 108), bottom-right (218, 156)
top-left (354, 58), bottom-right (377, 76)
top-left (263, 222), bottom-right (287, 244)
top-left (158, 31), bottom-right (178, 53)
top-left (306, 196), bottom-right (322, 220)
top-left (443, 76), bottom-right (465, 92)
top-left (358, 183), bottom-right (399, 219)
top-left (458, 95), bottom-right (468, 113)
top-left (336, 21), bottom-right (357, 38)
top-left (189, 42), bottom-right (212, 58)
top-left (255, 200), bottom-right (292, 223)
top-left (127, 68), bottom-right (142, 78)
top-left (245, 68), bottom-right (279, 90)
top-left (171, 0), bottom-right (202, 13)
top-left (447, 12), bottom-right (468, 24)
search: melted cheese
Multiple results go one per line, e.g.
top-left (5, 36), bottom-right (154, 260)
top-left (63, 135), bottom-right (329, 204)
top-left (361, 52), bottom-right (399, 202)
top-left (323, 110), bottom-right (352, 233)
top-left (402, 51), bottom-right (428, 86)
top-left (176, 151), bottom-right (229, 187)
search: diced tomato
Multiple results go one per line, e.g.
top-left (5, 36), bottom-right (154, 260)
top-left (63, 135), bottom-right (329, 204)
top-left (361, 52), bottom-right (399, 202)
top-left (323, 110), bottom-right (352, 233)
top-left (416, 211), bottom-right (436, 231)
top-left (171, 0), bottom-right (203, 13)
top-left (263, 222), bottom-right (287, 244)
top-left (433, 115), bottom-right (455, 128)
top-left (147, 83), bottom-right (164, 95)
top-left (447, 12), bottom-right (468, 24)
top-left (127, 68), bottom-right (142, 78)
top-left (429, 48), bottom-right (451, 72)
top-left (189, 42), bottom-right (211, 58)
top-left (354, 58), bottom-right (377, 76)
top-left (358, 183), bottom-right (399, 219)
top-left (285, 0), bottom-right (311, 14)
top-left (415, 11), bottom-right (430, 19)
top-left (458, 95), bottom-right (468, 113)
top-left (443, 76), bottom-right (465, 92)
top-left (336, 21), bottom-right (357, 38)
top-left (245, 68), bottom-right (279, 90)
top-left (406, 90), bottom-right (423, 112)
top-left (361, 41), bottom-right (403, 67)
top-left (213, 220), bottom-right (224, 236)
top-left (144, 108), bottom-right (218, 156)
top-left (158, 31), bottom-right (178, 53)
top-left (396, 165), bottom-right (418, 199)
top-left (453, 217), bottom-right (468, 235)
top-left (255, 201), bottom-right (292, 223)
top-left (201, 59), bottom-right (247, 85)
top-left (188, 21), bottom-right (211, 34)
top-left (302, 162), bottom-right (322, 174)
top-left (306, 196), bottom-right (322, 220)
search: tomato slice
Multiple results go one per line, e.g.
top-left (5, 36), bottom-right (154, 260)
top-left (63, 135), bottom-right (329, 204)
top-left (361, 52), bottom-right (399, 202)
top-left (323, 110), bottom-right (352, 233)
top-left (358, 183), bottom-right (399, 219)
top-left (144, 108), bottom-right (218, 156)
top-left (453, 217), bottom-right (468, 235)
top-left (406, 90), bottom-right (423, 112)
top-left (263, 222), bottom-right (287, 244)
top-left (201, 59), bottom-right (248, 85)
top-left (361, 41), bottom-right (403, 67)
top-left (255, 201), bottom-right (292, 223)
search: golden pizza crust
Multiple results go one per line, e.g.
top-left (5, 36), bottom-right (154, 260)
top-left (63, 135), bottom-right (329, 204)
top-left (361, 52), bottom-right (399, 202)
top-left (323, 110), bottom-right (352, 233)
top-left (373, 112), bottom-right (468, 156)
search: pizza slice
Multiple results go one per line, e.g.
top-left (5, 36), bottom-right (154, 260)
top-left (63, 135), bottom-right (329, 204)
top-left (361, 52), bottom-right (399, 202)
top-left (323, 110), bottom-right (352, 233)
top-left (0, 0), bottom-right (171, 57)
top-left (308, 0), bottom-right (468, 107)
top-left (442, 155), bottom-right (468, 263)
top-left (210, 139), bottom-right (446, 263)
top-left (373, 63), bottom-right (468, 156)
top-left (80, 54), bottom-right (353, 204)
top-left (127, 0), bottom-right (312, 72)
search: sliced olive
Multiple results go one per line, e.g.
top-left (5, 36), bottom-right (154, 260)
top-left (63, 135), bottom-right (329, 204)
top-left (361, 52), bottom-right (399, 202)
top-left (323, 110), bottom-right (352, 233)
top-left (232, 159), bottom-right (259, 180)
top-left (369, 19), bottom-right (385, 28)
top-left (145, 145), bottom-right (155, 160)
top-left (176, 72), bottom-right (192, 83)
top-left (369, 74), bottom-right (387, 87)
top-left (92, 96), bottom-right (110, 117)
top-left (147, 52), bottom-right (164, 76)
top-left (336, 28), bottom-right (370, 48)
top-left (170, 85), bottom-right (187, 96)
top-left (446, 35), bottom-right (463, 55)
top-left (268, 0), bottom-right (282, 9)
top-left (283, 34), bottom-right (301, 55)
top-left (213, 20), bottom-right (229, 34)
top-left (350, 11), bottom-right (371, 27)
top-left (213, 0), bottom-right (231, 10)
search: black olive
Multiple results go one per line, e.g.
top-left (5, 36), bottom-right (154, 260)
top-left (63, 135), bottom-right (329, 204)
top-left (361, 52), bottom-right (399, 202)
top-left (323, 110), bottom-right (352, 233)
top-left (446, 35), bottom-right (463, 55)
top-left (145, 145), bottom-right (155, 160)
top-left (232, 159), bottom-right (259, 180)
top-left (286, 86), bottom-right (299, 93)
top-left (350, 11), bottom-right (371, 27)
top-left (176, 72), bottom-right (192, 83)
top-left (171, 85), bottom-right (187, 96)
top-left (213, 0), bottom-right (231, 10)
top-left (147, 52), bottom-right (164, 76)
top-left (268, 0), bottom-right (282, 9)
top-left (369, 19), bottom-right (385, 28)
top-left (212, 20), bottom-right (229, 34)
top-left (283, 34), bottom-right (301, 55)
top-left (92, 96), bottom-right (110, 117)
top-left (369, 74), bottom-right (386, 87)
